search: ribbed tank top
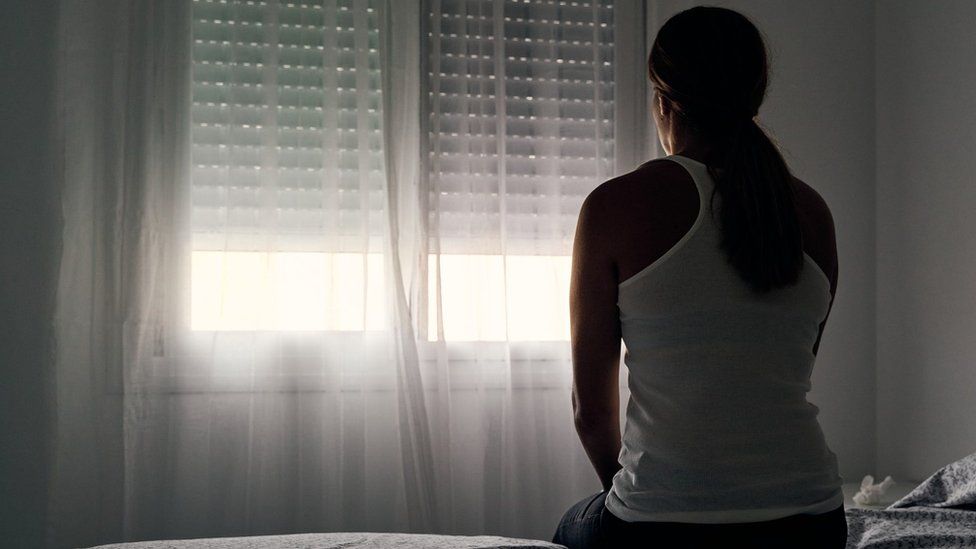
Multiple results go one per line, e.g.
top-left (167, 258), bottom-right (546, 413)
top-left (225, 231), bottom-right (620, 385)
top-left (604, 154), bottom-right (844, 524)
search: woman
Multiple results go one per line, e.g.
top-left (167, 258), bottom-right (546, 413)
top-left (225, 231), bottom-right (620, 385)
top-left (552, 6), bottom-right (846, 549)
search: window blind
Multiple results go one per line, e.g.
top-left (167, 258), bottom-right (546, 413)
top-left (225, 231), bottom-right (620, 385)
top-left (191, 0), bottom-right (384, 253)
top-left (427, 0), bottom-right (615, 256)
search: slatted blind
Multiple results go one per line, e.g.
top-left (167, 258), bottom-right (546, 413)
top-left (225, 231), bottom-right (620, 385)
top-left (191, 0), bottom-right (384, 253)
top-left (427, 0), bottom-right (615, 256)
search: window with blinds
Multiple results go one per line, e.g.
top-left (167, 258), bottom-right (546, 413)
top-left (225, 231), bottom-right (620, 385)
top-left (427, 0), bottom-right (615, 256)
top-left (189, 0), bottom-right (387, 331)
top-left (425, 0), bottom-right (614, 341)
top-left (187, 0), bottom-right (616, 339)
top-left (190, 0), bottom-right (384, 253)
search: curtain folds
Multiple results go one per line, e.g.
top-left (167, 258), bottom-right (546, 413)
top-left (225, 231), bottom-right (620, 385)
top-left (50, 1), bottom-right (648, 547)
top-left (52, 1), bottom-right (193, 546)
top-left (378, 0), bottom-right (439, 532)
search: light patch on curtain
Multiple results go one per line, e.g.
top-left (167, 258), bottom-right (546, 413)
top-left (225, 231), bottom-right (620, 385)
top-left (190, 251), bottom-right (570, 340)
top-left (428, 254), bottom-right (571, 342)
top-left (190, 251), bottom-right (387, 331)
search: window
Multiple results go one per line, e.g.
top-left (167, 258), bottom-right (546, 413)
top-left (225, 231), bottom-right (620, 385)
top-left (426, 0), bottom-right (614, 341)
top-left (189, 0), bottom-right (614, 340)
top-left (190, 0), bottom-right (387, 331)
top-left (427, 0), bottom-right (614, 254)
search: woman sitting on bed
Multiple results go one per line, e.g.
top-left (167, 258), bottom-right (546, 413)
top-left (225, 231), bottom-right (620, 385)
top-left (552, 6), bottom-right (847, 549)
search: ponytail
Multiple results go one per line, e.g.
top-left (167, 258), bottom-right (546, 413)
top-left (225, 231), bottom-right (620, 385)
top-left (708, 118), bottom-right (803, 294)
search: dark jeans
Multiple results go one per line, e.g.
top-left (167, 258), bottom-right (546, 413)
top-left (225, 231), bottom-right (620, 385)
top-left (552, 491), bottom-right (848, 549)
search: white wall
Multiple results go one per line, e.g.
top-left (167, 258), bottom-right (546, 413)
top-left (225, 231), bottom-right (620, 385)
top-left (876, 0), bottom-right (976, 482)
top-left (651, 0), bottom-right (878, 482)
top-left (0, 0), bottom-right (60, 545)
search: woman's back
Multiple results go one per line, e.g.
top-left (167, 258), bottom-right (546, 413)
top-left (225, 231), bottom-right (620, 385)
top-left (554, 5), bottom-right (848, 547)
top-left (607, 153), bottom-right (838, 354)
top-left (602, 154), bottom-right (843, 523)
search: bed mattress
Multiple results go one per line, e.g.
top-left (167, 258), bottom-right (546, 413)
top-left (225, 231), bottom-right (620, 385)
top-left (87, 533), bottom-right (567, 549)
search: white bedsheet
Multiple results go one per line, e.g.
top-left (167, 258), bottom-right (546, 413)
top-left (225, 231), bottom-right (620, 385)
top-left (87, 533), bottom-right (567, 549)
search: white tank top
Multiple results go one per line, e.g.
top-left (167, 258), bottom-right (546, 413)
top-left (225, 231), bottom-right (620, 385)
top-left (605, 154), bottom-right (844, 524)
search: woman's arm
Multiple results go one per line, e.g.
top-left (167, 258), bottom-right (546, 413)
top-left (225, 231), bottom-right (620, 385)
top-left (794, 178), bottom-right (838, 358)
top-left (569, 185), bottom-right (623, 491)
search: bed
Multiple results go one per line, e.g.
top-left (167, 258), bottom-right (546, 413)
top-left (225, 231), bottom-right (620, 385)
top-left (88, 534), bottom-right (566, 549)
top-left (88, 453), bottom-right (976, 549)
top-left (845, 451), bottom-right (976, 548)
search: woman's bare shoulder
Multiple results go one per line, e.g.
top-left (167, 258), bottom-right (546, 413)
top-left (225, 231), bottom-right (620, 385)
top-left (792, 175), bottom-right (830, 211)
top-left (578, 159), bottom-right (698, 269)
top-left (584, 160), bottom-right (691, 221)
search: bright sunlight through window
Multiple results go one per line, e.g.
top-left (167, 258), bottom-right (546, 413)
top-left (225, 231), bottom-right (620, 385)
top-left (191, 252), bottom-right (388, 332)
top-left (191, 253), bottom-right (571, 341)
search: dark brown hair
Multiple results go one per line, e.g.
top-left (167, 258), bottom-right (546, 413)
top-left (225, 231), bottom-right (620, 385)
top-left (649, 6), bottom-right (802, 294)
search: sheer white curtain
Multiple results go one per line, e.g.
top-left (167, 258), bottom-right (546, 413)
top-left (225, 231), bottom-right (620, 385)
top-left (420, 0), bottom-right (633, 536)
top-left (50, 0), bottom-right (649, 547)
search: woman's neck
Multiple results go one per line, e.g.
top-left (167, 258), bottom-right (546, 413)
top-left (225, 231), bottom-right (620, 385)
top-left (669, 143), bottom-right (713, 167)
